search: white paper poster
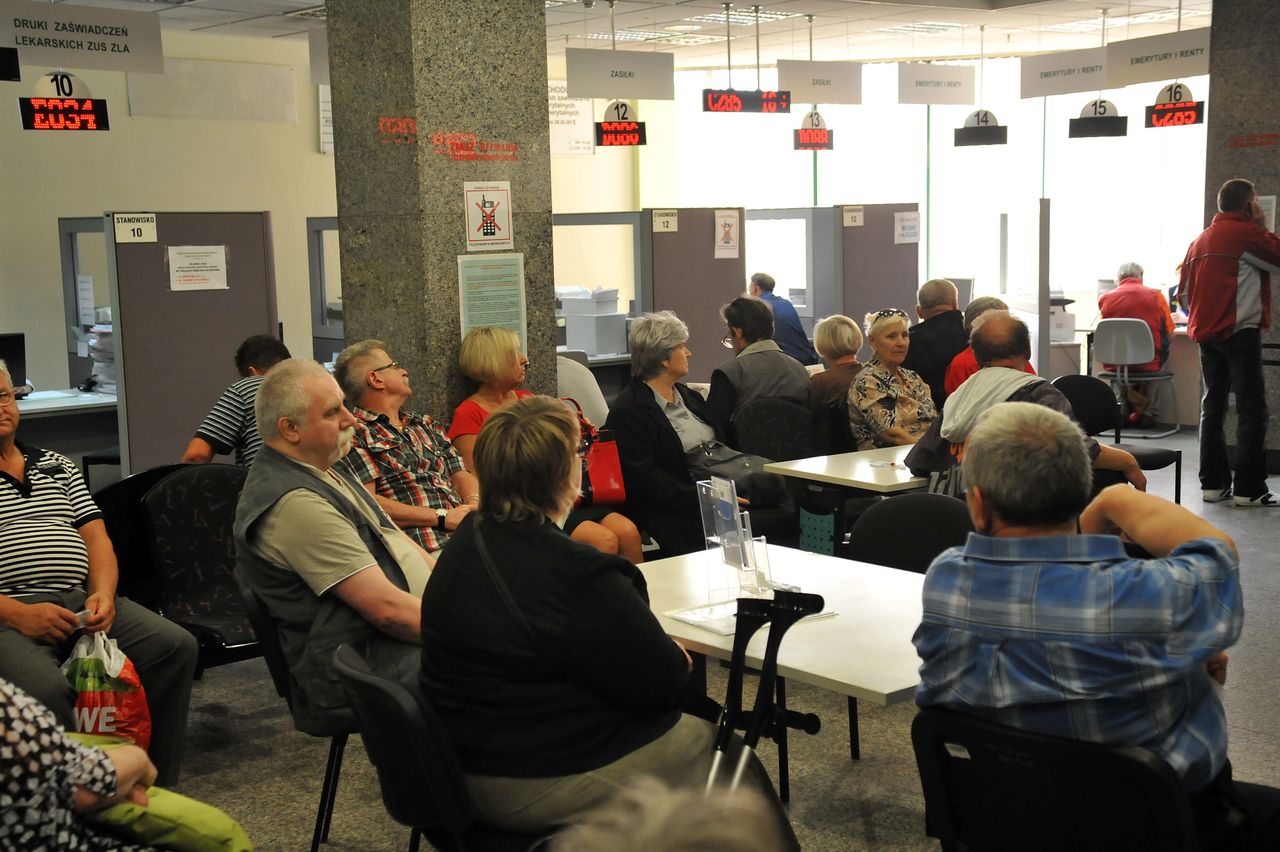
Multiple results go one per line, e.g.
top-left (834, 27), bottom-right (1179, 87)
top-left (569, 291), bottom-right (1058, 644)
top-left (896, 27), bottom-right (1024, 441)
top-left (652, 209), bottom-right (678, 233)
top-left (464, 181), bottom-right (514, 252)
top-left (1020, 47), bottom-right (1108, 99)
top-left (1259, 196), bottom-right (1277, 233)
top-left (714, 210), bottom-right (740, 259)
top-left (548, 81), bottom-right (594, 156)
top-left (777, 59), bottom-right (862, 105)
top-left (897, 64), bottom-right (974, 105)
top-left (76, 275), bottom-right (95, 325)
top-left (168, 246), bottom-right (228, 291)
top-left (1106, 29), bottom-right (1209, 88)
top-left (842, 206), bottom-right (864, 228)
top-left (894, 212), bottom-right (920, 245)
top-left (458, 253), bottom-right (527, 351)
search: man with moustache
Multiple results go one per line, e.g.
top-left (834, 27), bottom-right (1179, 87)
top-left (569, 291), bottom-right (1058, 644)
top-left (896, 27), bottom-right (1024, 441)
top-left (233, 359), bottom-right (433, 735)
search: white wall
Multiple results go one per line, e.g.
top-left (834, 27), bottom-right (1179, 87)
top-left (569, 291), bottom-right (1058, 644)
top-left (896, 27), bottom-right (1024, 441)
top-left (0, 30), bottom-right (337, 389)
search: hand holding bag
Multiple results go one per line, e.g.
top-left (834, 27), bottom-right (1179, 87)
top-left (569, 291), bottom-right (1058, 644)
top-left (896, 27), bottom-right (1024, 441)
top-left (685, 440), bottom-right (787, 509)
top-left (563, 397), bottom-right (627, 507)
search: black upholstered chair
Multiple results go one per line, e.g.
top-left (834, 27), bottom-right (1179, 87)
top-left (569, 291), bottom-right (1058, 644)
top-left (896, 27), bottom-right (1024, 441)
top-left (93, 462), bottom-right (188, 612)
top-left (845, 493), bottom-right (973, 573)
top-left (730, 397), bottom-right (816, 461)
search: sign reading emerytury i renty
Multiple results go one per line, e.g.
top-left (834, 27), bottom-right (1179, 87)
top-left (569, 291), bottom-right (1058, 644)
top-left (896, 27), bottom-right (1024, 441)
top-left (0, 0), bottom-right (163, 73)
top-left (898, 64), bottom-right (975, 106)
top-left (1106, 29), bottom-right (1209, 88)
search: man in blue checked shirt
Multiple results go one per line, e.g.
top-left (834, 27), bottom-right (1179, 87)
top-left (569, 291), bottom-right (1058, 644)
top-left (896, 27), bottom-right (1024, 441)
top-left (914, 401), bottom-right (1280, 850)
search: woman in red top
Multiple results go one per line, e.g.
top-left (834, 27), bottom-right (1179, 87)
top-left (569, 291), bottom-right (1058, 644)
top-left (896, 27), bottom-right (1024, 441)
top-left (449, 326), bottom-right (643, 562)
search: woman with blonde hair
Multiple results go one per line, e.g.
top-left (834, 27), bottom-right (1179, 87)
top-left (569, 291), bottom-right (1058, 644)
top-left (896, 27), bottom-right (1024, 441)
top-left (847, 309), bottom-right (937, 450)
top-left (809, 314), bottom-right (864, 453)
top-left (448, 326), bottom-right (643, 562)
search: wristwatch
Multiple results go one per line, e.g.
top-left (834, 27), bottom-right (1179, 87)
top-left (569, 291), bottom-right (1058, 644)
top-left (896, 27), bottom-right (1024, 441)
top-left (436, 508), bottom-right (449, 531)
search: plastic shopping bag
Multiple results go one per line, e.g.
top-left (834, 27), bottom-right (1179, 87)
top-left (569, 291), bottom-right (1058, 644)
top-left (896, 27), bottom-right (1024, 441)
top-left (61, 631), bottom-right (152, 750)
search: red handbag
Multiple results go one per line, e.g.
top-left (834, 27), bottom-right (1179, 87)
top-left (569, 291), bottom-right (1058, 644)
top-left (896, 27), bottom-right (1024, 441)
top-left (563, 398), bottom-right (627, 507)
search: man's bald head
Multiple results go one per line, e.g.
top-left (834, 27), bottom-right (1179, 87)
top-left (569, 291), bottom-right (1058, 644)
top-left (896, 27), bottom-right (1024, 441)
top-left (971, 311), bottom-right (1031, 368)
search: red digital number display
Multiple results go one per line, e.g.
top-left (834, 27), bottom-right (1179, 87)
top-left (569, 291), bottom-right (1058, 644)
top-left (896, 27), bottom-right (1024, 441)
top-left (793, 127), bottom-right (834, 151)
top-left (702, 89), bottom-right (791, 114)
top-left (594, 120), bottom-right (647, 146)
top-left (18, 97), bottom-right (110, 131)
top-left (1144, 101), bottom-right (1204, 129)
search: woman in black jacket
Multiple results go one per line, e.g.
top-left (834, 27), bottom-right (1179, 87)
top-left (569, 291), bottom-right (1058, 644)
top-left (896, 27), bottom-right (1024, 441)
top-left (606, 311), bottom-right (720, 557)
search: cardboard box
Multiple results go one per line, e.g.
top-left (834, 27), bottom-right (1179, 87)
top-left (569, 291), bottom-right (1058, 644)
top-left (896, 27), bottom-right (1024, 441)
top-left (566, 313), bottom-right (627, 355)
top-left (559, 288), bottom-right (619, 316)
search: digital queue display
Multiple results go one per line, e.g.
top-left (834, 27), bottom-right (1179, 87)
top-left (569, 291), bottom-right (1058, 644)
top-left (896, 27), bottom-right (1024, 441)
top-left (703, 89), bottom-right (791, 114)
top-left (594, 120), bottom-right (647, 146)
top-left (18, 97), bottom-right (110, 131)
top-left (793, 127), bottom-right (834, 151)
top-left (1144, 100), bottom-right (1205, 129)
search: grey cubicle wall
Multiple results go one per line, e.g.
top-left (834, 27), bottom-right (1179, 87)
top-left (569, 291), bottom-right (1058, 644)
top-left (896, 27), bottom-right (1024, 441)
top-left (107, 212), bottom-right (279, 474)
top-left (647, 208), bottom-right (747, 384)
top-left (839, 203), bottom-right (920, 334)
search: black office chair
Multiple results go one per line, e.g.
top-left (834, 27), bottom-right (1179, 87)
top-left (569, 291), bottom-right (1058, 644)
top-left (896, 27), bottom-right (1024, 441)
top-left (331, 645), bottom-right (545, 852)
top-left (912, 707), bottom-right (1198, 851)
top-left (81, 445), bottom-right (122, 491)
top-left (93, 462), bottom-right (188, 612)
top-left (236, 572), bottom-right (350, 852)
top-left (1053, 374), bottom-right (1182, 504)
top-left (845, 493), bottom-right (974, 573)
top-left (729, 398), bottom-right (815, 461)
top-left (812, 398), bottom-right (857, 455)
top-left (141, 464), bottom-right (261, 673)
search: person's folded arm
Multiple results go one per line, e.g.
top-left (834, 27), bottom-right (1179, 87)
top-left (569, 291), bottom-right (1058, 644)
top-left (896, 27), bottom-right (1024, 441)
top-left (1079, 484), bottom-right (1235, 557)
top-left (331, 565), bottom-right (422, 644)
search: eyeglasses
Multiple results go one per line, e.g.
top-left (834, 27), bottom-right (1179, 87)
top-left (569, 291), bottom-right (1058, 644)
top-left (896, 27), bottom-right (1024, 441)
top-left (371, 361), bottom-right (400, 373)
top-left (0, 389), bottom-right (16, 408)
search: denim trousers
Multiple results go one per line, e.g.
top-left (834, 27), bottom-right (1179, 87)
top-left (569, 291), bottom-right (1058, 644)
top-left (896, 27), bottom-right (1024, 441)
top-left (1198, 328), bottom-right (1268, 498)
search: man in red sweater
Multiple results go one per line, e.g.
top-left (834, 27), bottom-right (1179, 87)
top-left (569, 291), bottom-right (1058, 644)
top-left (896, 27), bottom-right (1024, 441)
top-left (1179, 178), bottom-right (1280, 507)
top-left (1099, 262), bottom-right (1175, 424)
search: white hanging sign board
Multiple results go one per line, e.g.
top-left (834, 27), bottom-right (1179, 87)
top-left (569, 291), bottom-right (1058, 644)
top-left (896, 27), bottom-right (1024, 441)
top-left (113, 213), bottom-right (156, 244)
top-left (777, 59), bottom-right (862, 105)
top-left (168, 246), bottom-right (229, 292)
top-left (842, 206), bottom-right (864, 228)
top-left (894, 212), bottom-right (920, 245)
top-left (0, 0), bottom-right (163, 73)
top-left (565, 48), bottom-right (674, 100)
top-left (1106, 29), bottom-right (1210, 88)
top-left (464, 181), bottom-right (514, 252)
top-left (897, 64), bottom-right (974, 105)
top-left (548, 80), bottom-right (594, 156)
top-left (653, 209), bottom-right (678, 233)
top-left (714, 210), bottom-right (740, 259)
top-left (1021, 47), bottom-right (1108, 98)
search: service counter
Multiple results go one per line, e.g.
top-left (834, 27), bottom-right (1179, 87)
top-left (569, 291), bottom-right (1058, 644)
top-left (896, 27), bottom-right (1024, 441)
top-left (16, 390), bottom-right (119, 464)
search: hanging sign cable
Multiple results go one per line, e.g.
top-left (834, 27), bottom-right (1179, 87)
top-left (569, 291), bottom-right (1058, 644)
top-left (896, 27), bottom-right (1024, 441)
top-left (794, 15), bottom-right (832, 151)
top-left (593, 0), bottom-right (646, 146)
top-left (1069, 8), bottom-right (1128, 138)
top-left (956, 25), bottom-right (1007, 146)
top-left (703, 3), bottom-right (791, 113)
top-left (1144, 3), bottom-right (1204, 128)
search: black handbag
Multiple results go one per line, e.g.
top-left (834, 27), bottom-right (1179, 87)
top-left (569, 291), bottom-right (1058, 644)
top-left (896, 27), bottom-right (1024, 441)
top-left (685, 441), bottom-right (787, 509)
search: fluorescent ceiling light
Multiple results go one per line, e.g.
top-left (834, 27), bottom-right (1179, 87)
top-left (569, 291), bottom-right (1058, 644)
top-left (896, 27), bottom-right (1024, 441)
top-left (874, 22), bottom-right (963, 35)
top-left (577, 30), bottom-right (668, 41)
top-left (664, 25), bottom-right (702, 32)
top-left (648, 34), bottom-right (727, 46)
top-left (1045, 9), bottom-right (1208, 33)
top-left (685, 10), bottom-right (800, 27)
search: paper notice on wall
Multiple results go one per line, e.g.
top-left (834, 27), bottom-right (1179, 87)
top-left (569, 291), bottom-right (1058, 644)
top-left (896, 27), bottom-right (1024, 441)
top-left (842, 206), bottom-right (864, 228)
top-left (318, 84), bottom-right (333, 154)
top-left (76, 275), bottom-right (95, 325)
top-left (1259, 196), bottom-right (1277, 233)
top-left (458, 252), bottom-right (527, 351)
top-left (894, 212), bottom-right (920, 245)
top-left (464, 181), bottom-right (514, 252)
top-left (168, 245), bottom-right (228, 291)
top-left (548, 80), bottom-right (594, 156)
top-left (714, 209), bottom-right (740, 259)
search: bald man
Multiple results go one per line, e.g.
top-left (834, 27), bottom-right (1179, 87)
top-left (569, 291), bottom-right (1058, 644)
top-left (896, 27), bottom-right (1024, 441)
top-left (901, 278), bottom-right (967, 410)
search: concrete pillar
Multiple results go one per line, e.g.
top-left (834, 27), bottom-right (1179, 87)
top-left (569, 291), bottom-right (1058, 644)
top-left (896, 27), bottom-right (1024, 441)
top-left (326, 0), bottom-right (554, 417)
top-left (1201, 2), bottom-right (1280, 467)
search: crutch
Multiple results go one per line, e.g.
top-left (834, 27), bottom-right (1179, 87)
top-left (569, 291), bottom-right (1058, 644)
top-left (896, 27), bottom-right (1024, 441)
top-left (705, 596), bottom-right (773, 794)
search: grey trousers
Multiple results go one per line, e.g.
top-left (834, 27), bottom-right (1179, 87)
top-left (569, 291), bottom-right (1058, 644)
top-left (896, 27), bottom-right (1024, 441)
top-left (0, 590), bottom-right (199, 785)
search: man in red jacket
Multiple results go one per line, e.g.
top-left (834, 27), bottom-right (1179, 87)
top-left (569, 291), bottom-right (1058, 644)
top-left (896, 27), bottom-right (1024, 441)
top-left (1099, 262), bottom-right (1175, 425)
top-left (1179, 178), bottom-right (1280, 507)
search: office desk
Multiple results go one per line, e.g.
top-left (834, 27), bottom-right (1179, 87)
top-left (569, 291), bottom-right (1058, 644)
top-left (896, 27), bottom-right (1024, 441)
top-left (16, 390), bottom-right (118, 463)
top-left (642, 544), bottom-right (924, 758)
top-left (763, 445), bottom-right (926, 493)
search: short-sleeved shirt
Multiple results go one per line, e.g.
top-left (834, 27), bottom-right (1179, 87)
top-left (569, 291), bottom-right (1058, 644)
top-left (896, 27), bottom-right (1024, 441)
top-left (650, 384), bottom-right (716, 452)
top-left (0, 444), bottom-right (99, 596)
top-left (847, 359), bottom-right (937, 450)
top-left (251, 456), bottom-right (431, 598)
top-left (194, 375), bottom-right (264, 467)
top-left (446, 390), bottom-right (535, 443)
top-left (341, 405), bottom-right (466, 552)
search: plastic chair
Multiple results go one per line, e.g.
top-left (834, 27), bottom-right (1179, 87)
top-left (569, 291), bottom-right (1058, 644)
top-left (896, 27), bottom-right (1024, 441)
top-left (729, 398), bottom-right (815, 462)
top-left (332, 645), bottom-right (544, 852)
top-left (1052, 374), bottom-right (1182, 504)
top-left (556, 355), bottom-right (609, 426)
top-left (235, 572), bottom-right (350, 852)
top-left (1094, 318), bottom-right (1180, 439)
top-left (141, 464), bottom-right (261, 671)
top-left (93, 462), bottom-right (188, 612)
top-left (912, 707), bottom-right (1198, 852)
top-left (845, 493), bottom-right (974, 574)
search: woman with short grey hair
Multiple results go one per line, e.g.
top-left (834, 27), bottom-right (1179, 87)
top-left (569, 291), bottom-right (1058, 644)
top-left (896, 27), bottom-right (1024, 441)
top-left (605, 311), bottom-right (721, 557)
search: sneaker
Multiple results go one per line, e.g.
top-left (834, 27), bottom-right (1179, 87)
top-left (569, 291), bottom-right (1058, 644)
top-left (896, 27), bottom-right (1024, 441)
top-left (1202, 487), bottom-right (1233, 503)
top-left (1233, 492), bottom-right (1280, 508)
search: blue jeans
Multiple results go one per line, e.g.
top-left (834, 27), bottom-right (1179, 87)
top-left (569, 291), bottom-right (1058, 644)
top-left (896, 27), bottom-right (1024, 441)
top-left (1198, 328), bottom-right (1268, 498)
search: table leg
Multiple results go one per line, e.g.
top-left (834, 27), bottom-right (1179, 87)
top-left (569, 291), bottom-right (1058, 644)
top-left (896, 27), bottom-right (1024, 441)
top-left (775, 676), bottom-right (790, 803)
top-left (848, 696), bottom-right (860, 760)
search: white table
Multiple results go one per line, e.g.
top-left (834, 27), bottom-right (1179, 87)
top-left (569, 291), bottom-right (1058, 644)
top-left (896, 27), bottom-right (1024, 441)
top-left (763, 444), bottom-right (926, 494)
top-left (642, 544), bottom-right (924, 761)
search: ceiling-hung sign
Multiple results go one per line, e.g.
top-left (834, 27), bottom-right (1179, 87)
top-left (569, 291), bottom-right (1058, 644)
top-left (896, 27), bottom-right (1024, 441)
top-left (777, 60), bottom-right (862, 105)
top-left (955, 110), bottom-right (1007, 146)
top-left (1145, 82), bottom-right (1204, 129)
top-left (1020, 47), bottom-right (1107, 98)
top-left (1, 46), bottom-right (17, 82)
top-left (18, 71), bottom-right (108, 130)
top-left (565, 47), bottom-right (675, 100)
top-left (794, 109), bottom-right (833, 151)
top-left (1107, 28), bottom-right (1209, 88)
top-left (0, 0), bottom-right (163, 73)
top-left (1069, 98), bottom-right (1127, 138)
top-left (898, 63), bottom-right (975, 106)
top-left (595, 99), bottom-right (646, 147)
top-left (702, 89), bottom-right (791, 113)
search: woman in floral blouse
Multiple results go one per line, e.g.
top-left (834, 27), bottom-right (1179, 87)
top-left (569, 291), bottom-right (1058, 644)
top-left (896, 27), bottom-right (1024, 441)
top-left (847, 309), bottom-right (938, 450)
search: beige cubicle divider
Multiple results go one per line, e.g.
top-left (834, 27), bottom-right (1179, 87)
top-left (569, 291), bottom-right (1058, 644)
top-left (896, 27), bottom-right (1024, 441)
top-left (107, 212), bottom-right (279, 474)
top-left (839, 202), bottom-right (921, 331)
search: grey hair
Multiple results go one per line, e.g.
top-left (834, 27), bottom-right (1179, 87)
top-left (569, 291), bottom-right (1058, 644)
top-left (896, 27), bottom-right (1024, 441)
top-left (629, 311), bottom-right (689, 379)
top-left (333, 338), bottom-right (386, 403)
top-left (963, 296), bottom-right (1008, 335)
top-left (917, 278), bottom-right (958, 310)
top-left (0, 359), bottom-right (9, 385)
top-left (749, 271), bottom-right (776, 292)
top-left (813, 315), bottom-right (863, 361)
top-left (255, 359), bottom-right (331, 441)
top-left (1116, 261), bottom-right (1144, 281)
top-left (962, 402), bottom-right (1092, 527)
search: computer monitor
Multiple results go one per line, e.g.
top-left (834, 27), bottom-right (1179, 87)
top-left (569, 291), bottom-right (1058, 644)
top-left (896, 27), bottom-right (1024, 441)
top-left (0, 333), bottom-right (27, 395)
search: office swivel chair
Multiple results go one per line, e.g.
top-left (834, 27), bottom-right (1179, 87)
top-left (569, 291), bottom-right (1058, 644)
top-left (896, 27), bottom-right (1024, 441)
top-left (1094, 317), bottom-right (1180, 439)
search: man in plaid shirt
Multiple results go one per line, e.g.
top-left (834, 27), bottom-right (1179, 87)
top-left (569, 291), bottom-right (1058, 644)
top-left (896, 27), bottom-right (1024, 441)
top-left (914, 402), bottom-right (1280, 849)
top-left (334, 340), bottom-right (479, 553)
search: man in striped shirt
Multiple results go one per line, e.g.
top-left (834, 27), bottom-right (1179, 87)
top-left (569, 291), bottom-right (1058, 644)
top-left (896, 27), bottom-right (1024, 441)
top-left (0, 361), bottom-right (198, 784)
top-left (914, 402), bottom-right (1280, 848)
top-left (181, 334), bottom-right (290, 467)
